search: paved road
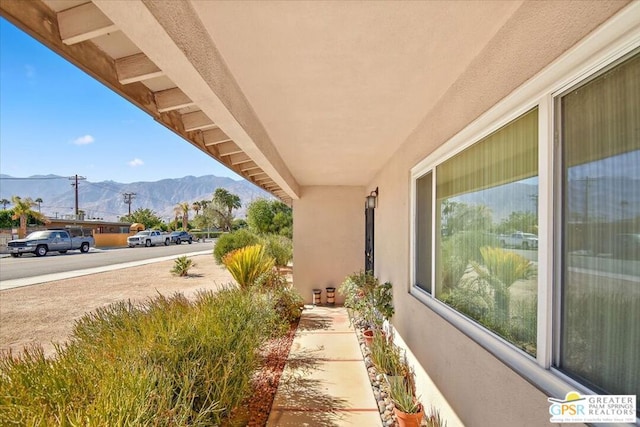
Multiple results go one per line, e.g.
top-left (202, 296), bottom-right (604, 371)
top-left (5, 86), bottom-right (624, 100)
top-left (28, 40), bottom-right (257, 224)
top-left (0, 241), bottom-right (215, 282)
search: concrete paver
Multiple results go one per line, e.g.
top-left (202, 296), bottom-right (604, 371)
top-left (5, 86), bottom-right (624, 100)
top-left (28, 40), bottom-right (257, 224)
top-left (267, 306), bottom-right (382, 427)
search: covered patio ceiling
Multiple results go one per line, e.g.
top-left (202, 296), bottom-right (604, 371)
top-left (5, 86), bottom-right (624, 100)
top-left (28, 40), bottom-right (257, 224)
top-left (1, 0), bottom-right (527, 203)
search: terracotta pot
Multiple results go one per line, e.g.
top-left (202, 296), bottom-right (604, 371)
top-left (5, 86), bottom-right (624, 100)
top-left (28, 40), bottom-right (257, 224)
top-left (363, 329), bottom-right (374, 345)
top-left (393, 404), bottom-right (424, 427)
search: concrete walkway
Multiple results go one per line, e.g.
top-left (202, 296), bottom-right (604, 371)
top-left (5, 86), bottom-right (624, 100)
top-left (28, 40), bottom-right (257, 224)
top-left (267, 305), bottom-right (382, 427)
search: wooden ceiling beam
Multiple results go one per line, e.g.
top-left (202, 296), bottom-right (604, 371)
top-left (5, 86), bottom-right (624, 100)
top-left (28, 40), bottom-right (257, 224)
top-left (57, 2), bottom-right (117, 45)
top-left (240, 161), bottom-right (260, 172)
top-left (228, 152), bottom-right (252, 165)
top-left (254, 176), bottom-right (273, 184)
top-left (115, 53), bottom-right (163, 84)
top-left (202, 128), bottom-right (231, 146)
top-left (216, 141), bottom-right (243, 157)
top-left (182, 111), bottom-right (215, 132)
top-left (247, 170), bottom-right (266, 178)
top-left (154, 87), bottom-right (194, 112)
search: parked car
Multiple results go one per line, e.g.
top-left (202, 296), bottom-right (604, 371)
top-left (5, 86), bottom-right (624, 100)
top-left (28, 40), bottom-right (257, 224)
top-left (127, 230), bottom-right (169, 247)
top-left (499, 232), bottom-right (538, 249)
top-left (169, 231), bottom-right (193, 245)
top-left (7, 229), bottom-right (95, 257)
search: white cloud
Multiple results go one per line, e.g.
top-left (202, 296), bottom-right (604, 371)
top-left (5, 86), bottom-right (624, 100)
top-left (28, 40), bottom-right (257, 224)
top-left (72, 135), bottom-right (95, 145)
top-left (128, 158), bottom-right (144, 167)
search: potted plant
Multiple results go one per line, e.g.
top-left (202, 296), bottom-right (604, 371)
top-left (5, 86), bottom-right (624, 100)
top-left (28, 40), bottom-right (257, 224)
top-left (369, 331), bottom-right (404, 382)
top-left (339, 272), bottom-right (395, 344)
top-left (388, 375), bottom-right (424, 427)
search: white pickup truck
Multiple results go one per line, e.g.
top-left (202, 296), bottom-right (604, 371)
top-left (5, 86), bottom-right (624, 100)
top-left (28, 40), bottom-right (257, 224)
top-left (499, 232), bottom-right (538, 249)
top-left (127, 230), bottom-right (170, 247)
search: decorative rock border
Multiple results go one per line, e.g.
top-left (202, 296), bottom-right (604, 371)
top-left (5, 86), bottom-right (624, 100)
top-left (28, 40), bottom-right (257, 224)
top-left (356, 327), bottom-right (399, 427)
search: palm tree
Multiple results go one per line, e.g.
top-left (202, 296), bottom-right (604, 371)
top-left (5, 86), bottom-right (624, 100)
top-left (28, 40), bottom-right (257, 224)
top-left (191, 201), bottom-right (201, 217)
top-left (180, 202), bottom-right (190, 230)
top-left (212, 188), bottom-right (241, 231)
top-left (35, 197), bottom-right (43, 213)
top-left (173, 204), bottom-right (182, 230)
top-left (11, 196), bottom-right (49, 238)
top-left (0, 198), bottom-right (10, 210)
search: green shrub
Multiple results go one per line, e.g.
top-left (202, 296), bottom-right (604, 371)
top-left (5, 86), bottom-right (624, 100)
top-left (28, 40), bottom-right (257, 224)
top-left (255, 268), bottom-right (289, 290)
top-left (222, 245), bottom-right (275, 289)
top-left (0, 289), bottom-right (285, 426)
top-left (171, 255), bottom-right (194, 276)
top-left (267, 285), bottom-right (304, 324)
top-left (213, 229), bottom-right (260, 264)
top-left (262, 234), bottom-right (293, 268)
top-left (338, 271), bottom-right (393, 329)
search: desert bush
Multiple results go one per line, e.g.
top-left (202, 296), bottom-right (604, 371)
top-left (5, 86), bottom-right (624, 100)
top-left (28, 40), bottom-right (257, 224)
top-left (171, 255), bottom-right (194, 276)
top-left (262, 234), bottom-right (293, 268)
top-left (268, 286), bottom-right (304, 324)
top-left (255, 268), bottom-right (288, 290)
top-left (213, 229), bottom-right (260, 264)
top-left (0, 289), bottom-right (285, 426)
top-left (222, 245), bottom-right (275, 289)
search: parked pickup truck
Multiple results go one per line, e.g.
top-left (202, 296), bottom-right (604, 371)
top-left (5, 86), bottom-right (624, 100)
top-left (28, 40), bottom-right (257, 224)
top-left (127, 230), bottom-right (169, 247)
top-left (7, 229), bottom-right (95, 257)
top-left (499, 232), bottom-right (538, 249)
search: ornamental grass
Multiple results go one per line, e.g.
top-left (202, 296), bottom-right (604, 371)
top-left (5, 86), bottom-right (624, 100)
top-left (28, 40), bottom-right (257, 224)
top-left (0, 287), bottom-right (287, 426)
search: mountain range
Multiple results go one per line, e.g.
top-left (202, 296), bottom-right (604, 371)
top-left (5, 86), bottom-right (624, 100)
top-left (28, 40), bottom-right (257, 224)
top-left (0, 174), bottom-right (273, 222)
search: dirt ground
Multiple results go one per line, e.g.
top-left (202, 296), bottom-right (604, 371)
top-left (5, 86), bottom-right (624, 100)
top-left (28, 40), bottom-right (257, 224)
top-left (0, 254), bottom-right (235, 358)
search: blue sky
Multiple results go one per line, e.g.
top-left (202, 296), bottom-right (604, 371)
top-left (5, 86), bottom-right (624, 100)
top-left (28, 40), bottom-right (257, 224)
top-left (0, 18), bottom-right (241, 183)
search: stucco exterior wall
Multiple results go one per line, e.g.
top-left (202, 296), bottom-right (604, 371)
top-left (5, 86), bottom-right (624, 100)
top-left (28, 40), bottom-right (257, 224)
top-left (367, 2), bottom-right (630, 426)
top-left (293, 186), bottom-right (365, 304)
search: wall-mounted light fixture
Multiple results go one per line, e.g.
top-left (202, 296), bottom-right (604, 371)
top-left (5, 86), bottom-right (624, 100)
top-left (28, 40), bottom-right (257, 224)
top-left (366, 187), bottom-right (379, 209)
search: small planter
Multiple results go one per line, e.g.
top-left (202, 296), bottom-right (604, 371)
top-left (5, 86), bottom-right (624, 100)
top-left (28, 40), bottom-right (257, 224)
top-left (325, 287), bottom-right (336, 305)
top-left (312, 289), bottom-right (322, 306)
top-left (363, 329), bottom-right (374, 345)
top-left (393, 404), bottom-right (424, 427)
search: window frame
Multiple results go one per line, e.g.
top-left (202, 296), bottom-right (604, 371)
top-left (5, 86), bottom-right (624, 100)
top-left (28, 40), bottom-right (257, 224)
top-left (409, 2), bottom-right (640, 406)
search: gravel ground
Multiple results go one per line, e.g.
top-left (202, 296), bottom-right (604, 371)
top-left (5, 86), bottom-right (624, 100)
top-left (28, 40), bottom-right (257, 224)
top-left (0, 254), bottom-right (234, 357)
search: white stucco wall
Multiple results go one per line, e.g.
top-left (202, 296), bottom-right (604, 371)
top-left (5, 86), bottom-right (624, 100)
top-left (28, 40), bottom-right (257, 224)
top-left (293, 186), bottom-right (365, 304)
top-left (366, 3), bottom-right (632, 427)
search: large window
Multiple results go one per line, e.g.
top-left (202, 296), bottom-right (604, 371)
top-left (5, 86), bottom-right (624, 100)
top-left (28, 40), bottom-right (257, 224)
top-left (558, 52), bottom-right (639, 401)
top-left (411, 46), bottom-right (639, 413)
top-left (415, 171), bottom-right (432, 293)
top-left (434, 109), bottom-right (539, 356)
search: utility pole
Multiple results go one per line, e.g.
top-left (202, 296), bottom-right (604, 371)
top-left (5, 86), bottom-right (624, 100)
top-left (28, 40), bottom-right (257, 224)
top-left (123, 192), bottom-right (136, 215)
top-left (68, 175), bottom-right (86, 217)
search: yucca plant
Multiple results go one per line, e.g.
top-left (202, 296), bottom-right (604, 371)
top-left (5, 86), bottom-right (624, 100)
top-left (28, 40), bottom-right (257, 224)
top-left (171, 255), bottom-right (195, 276)
top-left (222, 244), bottom-right (275, 289)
